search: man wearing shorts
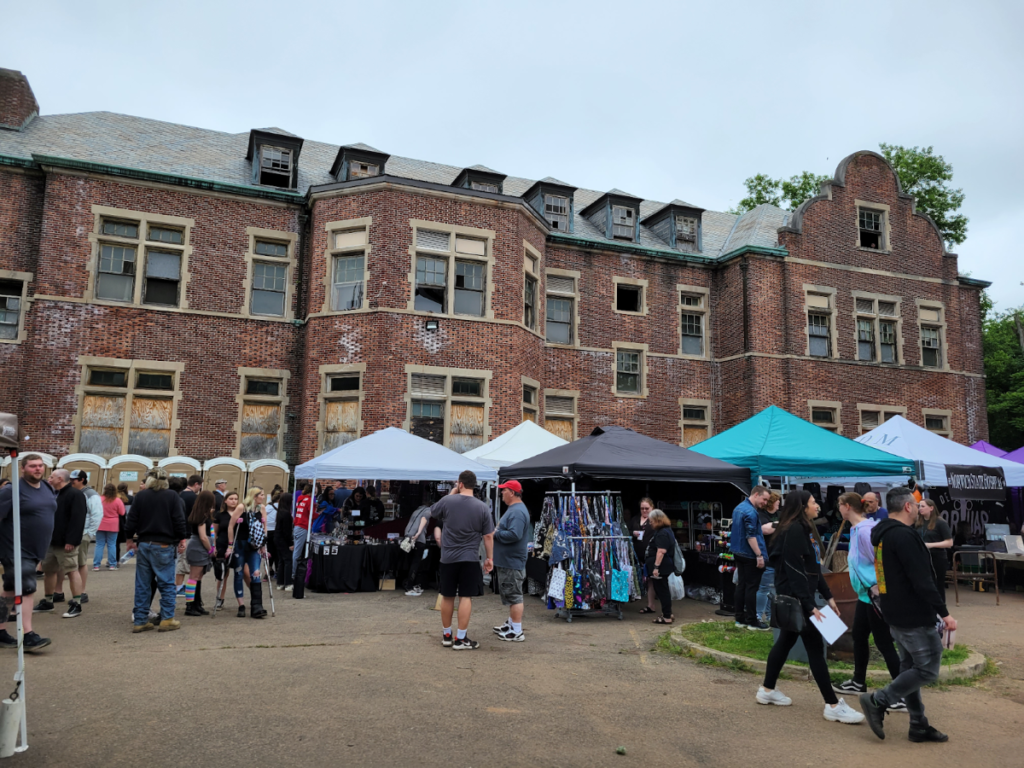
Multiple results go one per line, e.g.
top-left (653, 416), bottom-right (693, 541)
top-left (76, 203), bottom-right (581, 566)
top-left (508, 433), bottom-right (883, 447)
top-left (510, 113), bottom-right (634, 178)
top-left (432, 470), bottom-right (493, 650)
top-left (492, 480), bottom-right (531, 642)
top-left (0, 454), bottom-right (57, 650)
top-left (38, 469), bottom-right (87, 618)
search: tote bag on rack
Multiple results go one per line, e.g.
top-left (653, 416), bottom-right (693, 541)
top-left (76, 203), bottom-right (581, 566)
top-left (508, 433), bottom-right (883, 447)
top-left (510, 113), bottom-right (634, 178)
top-left (547, 567), bottom-right (567, 600)
top-left (610, 569), bottom-right (629, 602)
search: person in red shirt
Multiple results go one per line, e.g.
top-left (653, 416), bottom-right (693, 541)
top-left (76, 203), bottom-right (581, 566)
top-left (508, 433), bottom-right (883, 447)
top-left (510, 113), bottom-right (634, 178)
top-left (291, 484), bottom-right (314, 582)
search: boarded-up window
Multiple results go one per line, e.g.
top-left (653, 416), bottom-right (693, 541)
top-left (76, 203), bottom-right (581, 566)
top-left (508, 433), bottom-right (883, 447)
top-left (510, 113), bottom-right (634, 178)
top-left (546, 418), bottom-right (573, 442)
top-left (241, 403), bottom-right (281, 460)
top-left (450, 403), bottom-right (485, 453)
top-left (682, 425), bottom-right (707, 447)
top-left (411, 374), bottom-right (446, 396)
top-left (546, 396), bottom-right (575, 416)
top-left (128, 397), bottom-right (172, 458)
top-left (325, 400), bottom-right (360, 450)
top-left (411, 400), bottom-right (445, 444)
top-left (80, 394), bottom-right (125, 458)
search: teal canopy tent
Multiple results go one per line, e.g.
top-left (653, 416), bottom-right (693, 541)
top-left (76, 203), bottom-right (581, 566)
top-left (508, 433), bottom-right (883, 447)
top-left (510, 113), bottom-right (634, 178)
top-left (690, 406), bottom-right (915, 484)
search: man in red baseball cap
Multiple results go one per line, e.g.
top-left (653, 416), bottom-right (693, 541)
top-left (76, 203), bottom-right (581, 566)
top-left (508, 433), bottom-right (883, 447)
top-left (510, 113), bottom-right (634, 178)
top-left (492, 480), bottom-right (531, 642)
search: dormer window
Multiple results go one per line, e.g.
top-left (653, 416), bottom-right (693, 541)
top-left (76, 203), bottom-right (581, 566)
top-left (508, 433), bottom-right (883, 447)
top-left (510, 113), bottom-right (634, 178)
top-left (611, 206), bottom-right (635, 240)
top-left (247, 129), bottom-right (304, 190)
top-left (453, 166), bottom-right (507, 196)
top-left (544, 195), bottom-right (569, 230)
top-left (641, 200), bottom-right (705, 252)
top-left (522, 178), bottom-right (578, 233)
top-left (675, 215), bottom-right (698, 249)
top-left (330, 144), bottom-right (390, 183)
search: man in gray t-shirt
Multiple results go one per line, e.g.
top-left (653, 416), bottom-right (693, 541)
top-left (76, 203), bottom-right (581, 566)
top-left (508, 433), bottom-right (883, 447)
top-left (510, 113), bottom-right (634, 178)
top-left (431, 471), bottom-right (493, 650)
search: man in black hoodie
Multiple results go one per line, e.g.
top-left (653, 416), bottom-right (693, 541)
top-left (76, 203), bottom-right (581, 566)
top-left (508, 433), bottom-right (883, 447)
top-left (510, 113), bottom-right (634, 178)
top-left (862, 486), bottom-right (957, 744)
top-left (38, 470), bottom-right (87, 618)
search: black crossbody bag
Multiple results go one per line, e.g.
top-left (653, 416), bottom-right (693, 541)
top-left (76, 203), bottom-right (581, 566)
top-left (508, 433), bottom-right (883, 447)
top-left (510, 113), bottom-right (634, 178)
top-left (769, 592), bottom-right (805, 634)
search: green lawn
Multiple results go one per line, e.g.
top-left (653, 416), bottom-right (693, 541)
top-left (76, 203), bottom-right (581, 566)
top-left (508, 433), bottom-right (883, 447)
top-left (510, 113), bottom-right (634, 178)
top-left (677, 620), bottom-right (971, 671)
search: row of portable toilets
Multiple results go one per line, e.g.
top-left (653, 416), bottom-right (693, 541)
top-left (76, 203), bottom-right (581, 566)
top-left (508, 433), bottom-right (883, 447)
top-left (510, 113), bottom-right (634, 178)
top-left (0, 453), bottom-right (290, 497)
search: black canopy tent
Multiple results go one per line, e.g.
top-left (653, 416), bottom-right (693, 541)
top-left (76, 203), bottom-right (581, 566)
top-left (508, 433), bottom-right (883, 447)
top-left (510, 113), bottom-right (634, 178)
top-left (499, 425), bottom-right (750, 491)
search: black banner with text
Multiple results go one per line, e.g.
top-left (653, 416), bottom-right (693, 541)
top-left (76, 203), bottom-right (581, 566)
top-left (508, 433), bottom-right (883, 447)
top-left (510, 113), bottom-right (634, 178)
top-left (945, 465), bottom-right (1007, 501)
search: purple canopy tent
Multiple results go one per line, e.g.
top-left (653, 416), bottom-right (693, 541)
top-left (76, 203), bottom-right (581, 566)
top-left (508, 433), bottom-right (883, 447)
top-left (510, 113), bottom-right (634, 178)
top-left (970, 440), bottom-right (1008, 458)
top-left (1004, 445), bottom-right (1024, 464)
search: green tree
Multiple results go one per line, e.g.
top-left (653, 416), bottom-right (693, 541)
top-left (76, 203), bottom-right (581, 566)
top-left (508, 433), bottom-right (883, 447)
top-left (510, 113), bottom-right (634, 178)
top-left (983, 299), bottom-right (1024, 451)
top-left (733, 146), bottom-right (968, 249)
top-left (878, 144), bottom-right (968, 248)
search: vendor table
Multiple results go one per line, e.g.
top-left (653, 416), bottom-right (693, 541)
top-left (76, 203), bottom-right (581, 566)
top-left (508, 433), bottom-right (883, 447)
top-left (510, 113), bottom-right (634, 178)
top-left (309, 541), bottom-right (441, 593)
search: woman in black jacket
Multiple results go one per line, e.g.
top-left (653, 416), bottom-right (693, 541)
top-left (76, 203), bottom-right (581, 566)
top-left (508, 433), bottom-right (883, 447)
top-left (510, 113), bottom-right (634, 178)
top-left (644, 509), bottom-right (676, 624)
top-left (755, 490), bottom-right (865, 725)
top-left (274, 493), bottom-right (293, 591)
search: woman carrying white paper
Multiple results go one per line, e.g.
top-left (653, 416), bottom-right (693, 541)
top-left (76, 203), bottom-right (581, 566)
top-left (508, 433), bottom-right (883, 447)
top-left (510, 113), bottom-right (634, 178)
top-left (755, 490), bottom-right (865, 725)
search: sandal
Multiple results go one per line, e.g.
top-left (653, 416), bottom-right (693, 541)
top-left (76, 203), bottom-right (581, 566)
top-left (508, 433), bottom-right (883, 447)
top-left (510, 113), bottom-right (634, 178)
top-left (653, 617), bottom-right (674, 624)
top-left (639, 607), bottom-right (656, 614)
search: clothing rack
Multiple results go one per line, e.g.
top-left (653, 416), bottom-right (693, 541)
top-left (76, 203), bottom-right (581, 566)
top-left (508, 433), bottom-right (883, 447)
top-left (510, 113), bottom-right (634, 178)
top-left (541, 490), bottom-right (640, 623)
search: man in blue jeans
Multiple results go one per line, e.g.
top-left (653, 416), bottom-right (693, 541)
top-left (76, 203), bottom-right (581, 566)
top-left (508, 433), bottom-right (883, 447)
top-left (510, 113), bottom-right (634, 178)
top-left (862, 486), bottom-right (956, 744)
top-left (124, 468), bottom-right (188, 633)
top-left (754, 492), bottom-right (780, 626)
top-left (729, 486), bottom-right (770, 630)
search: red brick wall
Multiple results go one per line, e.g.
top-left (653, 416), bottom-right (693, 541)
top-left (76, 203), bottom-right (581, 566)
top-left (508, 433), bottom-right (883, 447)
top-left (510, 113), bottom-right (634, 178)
top-left (0, 69), bottom-right (39, 130)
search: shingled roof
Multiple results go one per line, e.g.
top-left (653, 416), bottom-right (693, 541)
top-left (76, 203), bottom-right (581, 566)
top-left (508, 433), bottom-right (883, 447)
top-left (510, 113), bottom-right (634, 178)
top-left (0, 110), bottom-right (787, 258)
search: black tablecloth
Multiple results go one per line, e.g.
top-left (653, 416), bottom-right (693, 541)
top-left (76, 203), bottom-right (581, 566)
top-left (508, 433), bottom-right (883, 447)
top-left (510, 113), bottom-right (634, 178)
top-left (309, 542), bottom-right (441, 593)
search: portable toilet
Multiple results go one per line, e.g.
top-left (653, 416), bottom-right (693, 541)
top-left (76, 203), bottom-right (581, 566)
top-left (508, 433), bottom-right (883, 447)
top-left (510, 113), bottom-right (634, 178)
top-left (203, 457), bottom-right (247, 497)
top-left (158, 456), bottom-right (202, 482)
top-left (56, 453), bottom-right (104, 487)
top-left (247, 458), bottom-right (290, 496)
top-left (107, 455), bottom-right (154, 493)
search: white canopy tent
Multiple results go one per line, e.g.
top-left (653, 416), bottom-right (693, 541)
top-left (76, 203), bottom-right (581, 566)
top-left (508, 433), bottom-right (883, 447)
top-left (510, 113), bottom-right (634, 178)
top-left (295, 427), bottom-right (497, 482)
top-left (462, 420), bottom-right (568, 469)
top-left (856, 415), bottom-right (1024, 488)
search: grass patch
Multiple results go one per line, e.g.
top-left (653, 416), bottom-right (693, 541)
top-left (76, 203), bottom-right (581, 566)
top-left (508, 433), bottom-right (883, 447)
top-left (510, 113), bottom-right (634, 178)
top-left (654, 632), bottom-right (756, 674)
top-left (678, 621), bottom-right (971, 671)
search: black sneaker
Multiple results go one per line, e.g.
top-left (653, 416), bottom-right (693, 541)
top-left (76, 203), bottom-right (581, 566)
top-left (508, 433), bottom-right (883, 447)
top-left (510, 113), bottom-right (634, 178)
top-left (859, 693), bottom-right (886, 740)
top-left (62, 600), bottom-right (82, 618)
top-left (184, 603), bottom-right (203, 617)
top-left (237, 606), bottom-right (246, 618)
top-left (0, 630), bottom-right (17, 649)
top-left (441, 632), bottom-right (453, 647)
top-left (834, 679), bottom-right (867, 695)
top-left (79, 593), bottom-right (89, 604)
top-left (33, 600), bottom-right (54, 613)
top-left (452, 636), bottom-right (480, 650)
top-left (908, 725), bottom-right (948, 743)
top-left (497, 630), bottom-right (524, 642)
top-left (23, 632), bottom-right (51, 652)
top-left (887, 699), bottom-right (908, 713)
top-left (52, 592), bottom-right (65, 604)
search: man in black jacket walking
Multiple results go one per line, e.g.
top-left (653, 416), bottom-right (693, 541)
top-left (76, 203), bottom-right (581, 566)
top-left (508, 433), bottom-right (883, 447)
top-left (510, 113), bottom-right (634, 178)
top-left (861, 486), bottom-right (956, 744)
top-left (38, 470), bottom-right (87, 618)
top-left (125, 468), bottom-right (188, 634)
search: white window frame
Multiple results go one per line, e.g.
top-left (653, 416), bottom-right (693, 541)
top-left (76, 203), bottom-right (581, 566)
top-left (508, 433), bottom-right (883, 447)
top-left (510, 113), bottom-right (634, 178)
top-left (0, 270), bottom-right (32, 344)
top-left (402, 364), bottom-right (492, 450)
top-left (611, 342), bottom-right (649, 399)
top-left (323, 217), bottom-right (371, 314)
top-left (851, 291), bottom-right (903, 365)
top-left (855, 200), bottom-right (891, 252)
top-left (677, 284), bottom-right (709, 359)
top-left (545, 268), bottom-right (580, 347)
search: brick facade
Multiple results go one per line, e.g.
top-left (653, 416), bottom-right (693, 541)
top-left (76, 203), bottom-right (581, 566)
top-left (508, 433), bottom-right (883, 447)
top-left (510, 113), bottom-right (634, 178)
top-left (0, 100), bottom-right (988, 467)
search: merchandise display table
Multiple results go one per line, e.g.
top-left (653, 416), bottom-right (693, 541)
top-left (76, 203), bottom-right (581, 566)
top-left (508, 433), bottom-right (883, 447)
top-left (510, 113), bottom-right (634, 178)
top-left (308, 541), bottom-right (441, 593)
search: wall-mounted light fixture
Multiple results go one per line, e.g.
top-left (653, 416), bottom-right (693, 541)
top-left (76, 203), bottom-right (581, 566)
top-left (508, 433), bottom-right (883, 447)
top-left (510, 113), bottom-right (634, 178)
top-left (425, 319), bottom-right (439, 331)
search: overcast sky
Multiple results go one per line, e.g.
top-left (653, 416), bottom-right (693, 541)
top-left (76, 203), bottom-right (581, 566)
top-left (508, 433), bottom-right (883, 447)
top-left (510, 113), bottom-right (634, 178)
top-left (8, 1), bottom-right (1023, 309)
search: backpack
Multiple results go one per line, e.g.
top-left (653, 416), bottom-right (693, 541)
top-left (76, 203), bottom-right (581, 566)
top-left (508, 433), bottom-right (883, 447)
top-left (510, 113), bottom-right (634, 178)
top-left (247, 510), bottom-right (267, 550)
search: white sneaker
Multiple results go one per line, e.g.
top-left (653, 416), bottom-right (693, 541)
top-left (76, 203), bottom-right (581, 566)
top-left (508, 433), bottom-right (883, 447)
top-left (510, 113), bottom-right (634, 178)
top-left (405, 587), bottom-right (423, 596)
top-left (284, 585), bottom-right (293, 592)
top-left (756, 687), bottom-right (792, 706)
top-left (824, 698), bottom-right (865, 724)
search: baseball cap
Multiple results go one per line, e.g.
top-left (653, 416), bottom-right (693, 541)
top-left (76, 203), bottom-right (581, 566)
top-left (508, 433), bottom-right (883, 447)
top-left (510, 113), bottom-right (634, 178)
top-left (498, 480), bottom-right (522, 493)
top-left (69, 469), bottom-right (88, 482)
top-left (215, 479), bottom-right (228, 485)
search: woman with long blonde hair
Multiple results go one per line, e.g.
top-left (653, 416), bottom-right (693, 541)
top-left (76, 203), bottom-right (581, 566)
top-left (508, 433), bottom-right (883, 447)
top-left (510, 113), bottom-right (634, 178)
top-left (229, 487), bottom-right (269, 618)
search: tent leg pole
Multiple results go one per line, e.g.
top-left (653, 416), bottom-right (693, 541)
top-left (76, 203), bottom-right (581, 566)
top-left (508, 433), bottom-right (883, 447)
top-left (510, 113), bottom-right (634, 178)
top-left (9, 450), bottom-right (27, 752)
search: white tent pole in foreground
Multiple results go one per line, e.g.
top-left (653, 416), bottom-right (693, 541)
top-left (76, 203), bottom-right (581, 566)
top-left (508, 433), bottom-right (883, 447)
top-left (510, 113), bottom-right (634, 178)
top-left (2, 448), bottom-right (28, 755)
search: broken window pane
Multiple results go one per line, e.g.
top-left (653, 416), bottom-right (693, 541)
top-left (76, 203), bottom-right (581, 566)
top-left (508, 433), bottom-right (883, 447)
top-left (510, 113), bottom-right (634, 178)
top-left (524, 275), bottom-right (537, 330)
top-left (245, 379), bottom-right (280, 396)
top-left (148, 227), bottom-right (183, 245)
top-left (616, 350), bottom-right (641, 394)
top-left (415, 256), bottom-right (447, 313)
top-left (859, 208), bottom-right (883, 249)
top-left (616, 284), bottom-right (642, 312)
top-left (454, 261), bottom-right (484, 316)
top-left (612, 205), bottom-right (635, 240)
top-left (857, 319), bottom-right (875, 361)
top-left (921, 326), bottom-right (941, 367)
top-left (544, 194), bottom-right (569, 230)
top-left (255, 240), bottom-right (289, 258)
top-left (880, 321), bottom-right (896, 363)
top-left (102, 220), bottom-right (138, 238)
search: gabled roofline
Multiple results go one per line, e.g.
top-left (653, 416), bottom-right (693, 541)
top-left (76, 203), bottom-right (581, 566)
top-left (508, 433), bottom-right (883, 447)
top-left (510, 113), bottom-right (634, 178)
top-left (579, 189), bottom-right (644, 218)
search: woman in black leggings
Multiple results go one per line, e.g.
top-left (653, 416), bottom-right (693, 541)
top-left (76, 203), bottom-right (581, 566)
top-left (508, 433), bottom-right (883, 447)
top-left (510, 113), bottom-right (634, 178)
top-left (756, 490), bottom-right (865, 725)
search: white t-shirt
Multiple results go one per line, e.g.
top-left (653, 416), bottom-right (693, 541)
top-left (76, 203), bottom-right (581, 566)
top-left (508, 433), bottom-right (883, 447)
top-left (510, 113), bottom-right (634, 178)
top-left (265, 502), bottom-right (278, 531)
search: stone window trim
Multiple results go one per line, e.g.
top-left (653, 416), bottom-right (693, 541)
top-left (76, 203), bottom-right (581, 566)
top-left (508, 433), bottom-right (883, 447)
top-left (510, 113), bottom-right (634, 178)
top-left (612, 276), bottom-right (649, 316)
top-left (678, 397), bottom-right (712, 447)
top-left (807, 399), bottom-right (843, 435)
top-left (322, 216), bottom-right (372, 314)
top-left (544, 268), bottom-right (581, 348)
top-left (543, 388), bottom-right (579, 441)
top-left (406, 220), bottom-right (496, 320)
top-left (521, 375), bottom-right (541, 423)
top-left (611, 341), bottom-right (650, 399)
top-left (316, 362), bottom-right (366, 454)
top-left (802, 284), bottom-right (839, 359)
top-left (72, 356), bottom-right (185, 456)
top-left (676, 284), bottom-right (710, 360)
top-left (856, 403), bottom-right (907, 434)
top-left (241, 227), bottom-right (298, 320)
top-left (0, 270), bottom-right (33, 344)
top-left (850, 290), bottom-right (904, 366)
top-left (523, 241), bottom-right (543, 336)
top-left (915, 298), bottom-right (950, 372)
top-left (85, 204), bottom-right (195, 310)
top-left (401, 364), bottom-right (493, 448)
top-left (232, 367), bottom-right (290, 461)
top-left (921, 408), bottom-right (953, 439)
top-left (854, 199), bottom-right (892, 253)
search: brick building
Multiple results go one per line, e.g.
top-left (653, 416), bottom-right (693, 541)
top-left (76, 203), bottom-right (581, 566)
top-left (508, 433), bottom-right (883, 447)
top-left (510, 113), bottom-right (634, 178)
top-left (0, 68), bottom-right (990, 469)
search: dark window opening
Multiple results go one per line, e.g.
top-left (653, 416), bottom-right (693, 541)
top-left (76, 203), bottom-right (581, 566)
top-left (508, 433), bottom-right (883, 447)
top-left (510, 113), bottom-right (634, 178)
top-left (136, 373), bottom-right (173, 390)
top-left (452, 378), bottom-right (482, 397)
top-left (811, 409), bottom-right (836, 425)
top-left (808, 314), bottom-right (831, 357)
top-left (544, 195), bottom-right (569, 230)
top-left (255, 240), bottom-right (288, 258)
top-left (143, 251), bottom-right (181, 307)
top-left (329, 375), bottom-right (360, 392)
top-left (524, 275), bottom-right (537, 330)
top-left (616, 284), bottom-right (642, 313)
top-left (89, 369), bottom-right (127, 387)
top-left (259, 146), bottom-right (293, 188)
top-left (411, 400), bottom-right (445, 444)
top-left (415, 256), bottom-right (447, 313)
top-left (683, 407), bottom-right (706, 421)
top-left (925, 416), bottom-right (947, 432)
top-left (246, 380), bottom-right (280, 396)
top-left (546, 297), bottom-right (572, 344)
top-left (454, 261), bottom-right (484, 316)
top-left (523, 386), bottom-right (535, 405)
top-left (859, 209), bottom-right (883, 249)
